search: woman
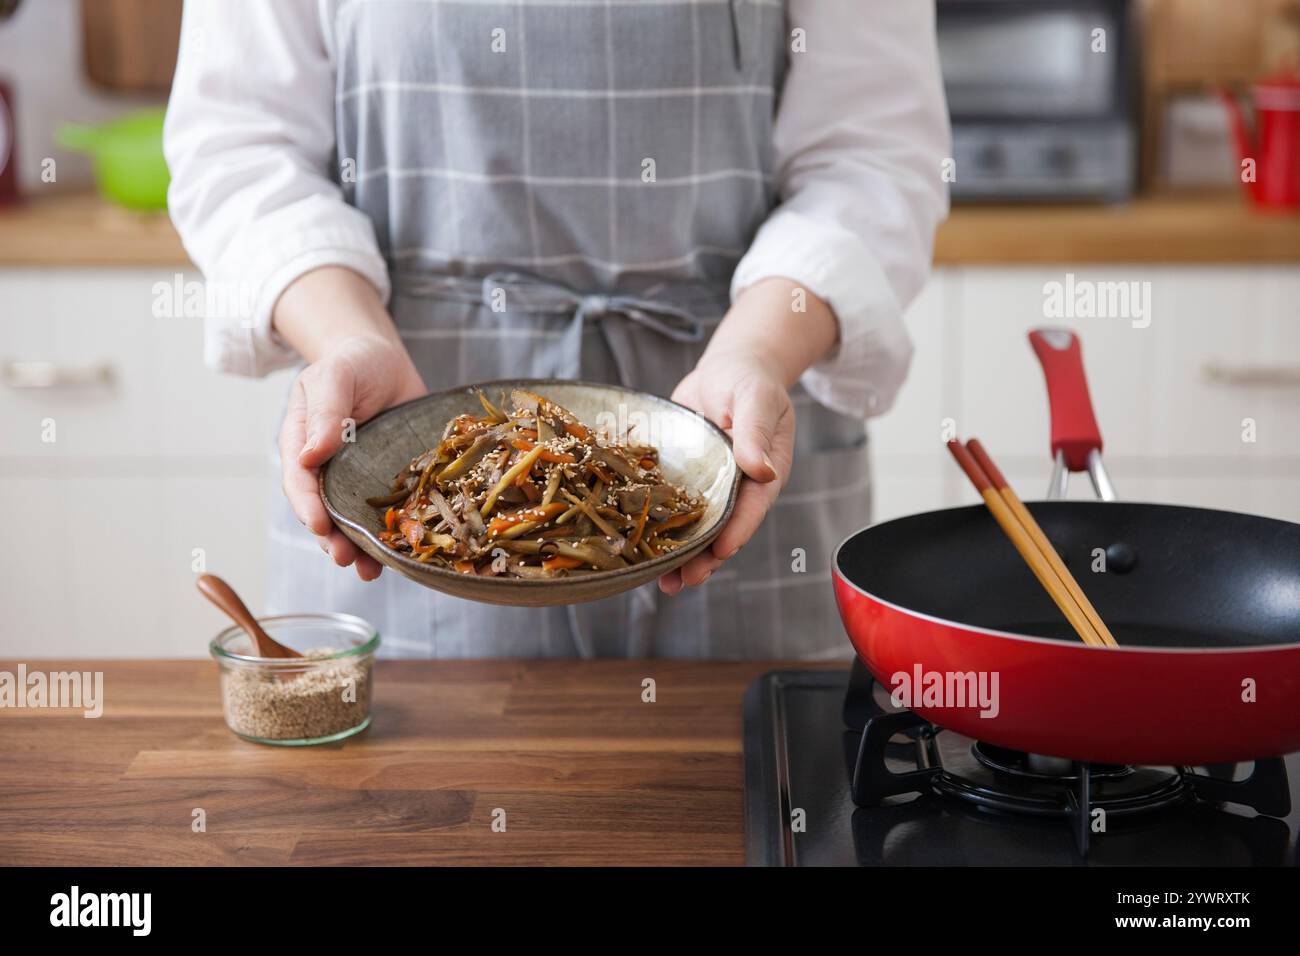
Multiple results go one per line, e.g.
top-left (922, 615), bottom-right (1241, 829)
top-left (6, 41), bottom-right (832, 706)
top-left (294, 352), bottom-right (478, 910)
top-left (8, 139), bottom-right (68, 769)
top-left (164, 0), bottom-right (949, 659)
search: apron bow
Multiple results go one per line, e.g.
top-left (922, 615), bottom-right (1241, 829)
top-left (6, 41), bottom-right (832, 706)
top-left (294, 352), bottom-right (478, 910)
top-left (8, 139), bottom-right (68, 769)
top-left (398, 269), bottom-right (707, 382)
top-left (478, 271), bottom-right (705, 346)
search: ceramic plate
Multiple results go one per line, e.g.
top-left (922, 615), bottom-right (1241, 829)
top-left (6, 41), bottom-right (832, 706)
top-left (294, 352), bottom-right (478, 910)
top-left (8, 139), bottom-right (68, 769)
top-left (320, 379), bottom-right (741, 606)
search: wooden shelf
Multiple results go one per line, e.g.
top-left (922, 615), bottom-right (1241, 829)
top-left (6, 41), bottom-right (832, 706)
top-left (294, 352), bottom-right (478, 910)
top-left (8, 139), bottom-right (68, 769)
top-left (3, 191), bottom-right (1299, 269)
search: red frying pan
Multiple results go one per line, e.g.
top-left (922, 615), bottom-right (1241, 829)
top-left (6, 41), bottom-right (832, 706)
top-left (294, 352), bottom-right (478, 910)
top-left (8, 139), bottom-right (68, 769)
top-left (833, 329), bottom-right (1300, 766)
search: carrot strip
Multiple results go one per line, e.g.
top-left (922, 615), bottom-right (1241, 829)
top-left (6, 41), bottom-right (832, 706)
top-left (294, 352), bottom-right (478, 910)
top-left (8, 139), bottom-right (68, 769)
top-left (655, 508), bottom-right (705, 532)
top-left (542, 555), bottom-right (585, 572)
top-left (563, 421), bottom-right (590, 440)
top-left (487, 502), bottom-right (568, 537)
top-left (511, 437), bottom-right (577, 464)
top-left (399, 518), bottom-right (424, 549)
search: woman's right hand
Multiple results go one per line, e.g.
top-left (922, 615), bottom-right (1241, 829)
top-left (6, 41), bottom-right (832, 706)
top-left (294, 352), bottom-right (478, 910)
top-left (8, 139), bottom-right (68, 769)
top-left (279, 335), bottom-right (427, 580)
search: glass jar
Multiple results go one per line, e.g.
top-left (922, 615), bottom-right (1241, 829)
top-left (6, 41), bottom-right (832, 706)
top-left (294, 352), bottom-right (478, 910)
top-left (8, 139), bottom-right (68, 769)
top-left (209, 613), bottom-right (378, 745)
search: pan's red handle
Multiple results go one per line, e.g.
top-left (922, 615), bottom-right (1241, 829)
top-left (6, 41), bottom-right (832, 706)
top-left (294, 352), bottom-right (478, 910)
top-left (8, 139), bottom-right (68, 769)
top-left (1028, 328), bottom-right (1103, 472)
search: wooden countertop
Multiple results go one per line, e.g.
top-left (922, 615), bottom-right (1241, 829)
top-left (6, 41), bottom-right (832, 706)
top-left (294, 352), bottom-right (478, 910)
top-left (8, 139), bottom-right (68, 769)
top-left (3, 192), bottom-right (1298, 267)
top-left (0, 659), bottom-right (831, 866)
top-left (0, 192), bottom-right (189, 267)
top-left (933, 195), bottom-right (1300, 264)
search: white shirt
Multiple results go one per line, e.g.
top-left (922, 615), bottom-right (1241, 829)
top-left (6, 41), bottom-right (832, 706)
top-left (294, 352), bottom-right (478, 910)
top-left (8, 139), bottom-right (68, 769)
top-left (164, 0), bottom-right (950, 419)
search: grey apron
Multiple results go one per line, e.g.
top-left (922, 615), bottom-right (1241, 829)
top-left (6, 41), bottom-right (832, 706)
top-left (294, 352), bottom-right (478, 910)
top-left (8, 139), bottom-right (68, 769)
top-left (267, 0), bottom-right (869, 660)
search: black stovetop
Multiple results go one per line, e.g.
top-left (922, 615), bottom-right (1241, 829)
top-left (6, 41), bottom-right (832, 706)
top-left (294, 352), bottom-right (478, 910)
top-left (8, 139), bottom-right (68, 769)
top-left (743, 667), bottom-right (1300, 867)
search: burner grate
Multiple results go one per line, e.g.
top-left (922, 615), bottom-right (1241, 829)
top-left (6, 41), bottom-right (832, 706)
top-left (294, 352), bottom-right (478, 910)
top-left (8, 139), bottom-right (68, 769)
top-left (843, 659), bottom-right (1292, 857)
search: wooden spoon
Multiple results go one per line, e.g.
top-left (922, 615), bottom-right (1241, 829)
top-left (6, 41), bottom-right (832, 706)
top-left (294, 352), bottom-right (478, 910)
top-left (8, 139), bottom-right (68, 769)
top-left (197, 574), bottom-right (301, 659)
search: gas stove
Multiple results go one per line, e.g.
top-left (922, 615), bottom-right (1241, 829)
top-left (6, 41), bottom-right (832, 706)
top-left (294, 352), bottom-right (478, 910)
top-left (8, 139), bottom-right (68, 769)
top-left (743, 663), bottom-right (1300, 866)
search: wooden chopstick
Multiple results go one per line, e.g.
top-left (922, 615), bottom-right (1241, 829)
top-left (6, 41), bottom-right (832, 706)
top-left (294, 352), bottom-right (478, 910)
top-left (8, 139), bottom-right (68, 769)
top-left (946, 440), bottom-right (1111, 649)
top-left (966, 439), bottom-right (1119, 648)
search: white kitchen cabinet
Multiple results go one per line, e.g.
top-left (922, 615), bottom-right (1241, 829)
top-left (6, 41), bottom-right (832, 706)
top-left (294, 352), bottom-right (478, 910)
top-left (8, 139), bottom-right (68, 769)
top-left (865, 274), bottom-right (960, 523)
top-left (866, 277), bottom-right (954, 457)
top-left (0, 270), bottom-right (286, 458)
top-left (1144, 267), bottom-right (1300, 462)
top-left (950, 265), bottom-right (1300, 466)
top-left (954, 266), bottom-right (1160, 461)
top-left (2, 263), bottom-right (1297, 656)
top-left (871, 265), bottom-right (1300, 526)
top-left (0, 268), bottom-right (290, 657)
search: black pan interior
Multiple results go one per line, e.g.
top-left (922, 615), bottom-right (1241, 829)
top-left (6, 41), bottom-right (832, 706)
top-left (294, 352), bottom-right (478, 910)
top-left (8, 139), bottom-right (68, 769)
top-left (837, 502), bottom-right (1300, 649)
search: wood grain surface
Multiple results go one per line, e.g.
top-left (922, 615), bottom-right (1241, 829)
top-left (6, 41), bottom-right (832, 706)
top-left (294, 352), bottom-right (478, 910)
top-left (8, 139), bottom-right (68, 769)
top-left (0, 659), bottom-right (836, 866)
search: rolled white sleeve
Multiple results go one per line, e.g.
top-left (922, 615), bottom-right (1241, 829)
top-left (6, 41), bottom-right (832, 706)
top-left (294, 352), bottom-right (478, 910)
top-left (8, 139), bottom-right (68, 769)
top-left (163, 0), bottom-right (389, 377)
top-left (731, 0), bottom-right (951, 419)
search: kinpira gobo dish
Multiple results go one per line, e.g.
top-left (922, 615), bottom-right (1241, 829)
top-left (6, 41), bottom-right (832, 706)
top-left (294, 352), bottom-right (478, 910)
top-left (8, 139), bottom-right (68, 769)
top-left (320, 380), bottom-right (741, 606)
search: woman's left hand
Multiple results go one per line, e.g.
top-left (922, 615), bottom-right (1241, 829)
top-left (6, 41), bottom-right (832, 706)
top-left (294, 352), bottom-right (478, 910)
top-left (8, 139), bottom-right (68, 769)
top-left (660, 350), bottom-right (795, 593)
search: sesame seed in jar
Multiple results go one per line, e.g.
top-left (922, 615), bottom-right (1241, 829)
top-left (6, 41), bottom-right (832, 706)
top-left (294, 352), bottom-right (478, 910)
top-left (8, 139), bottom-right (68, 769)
top-left (220, 650), bottom-right (371, 742)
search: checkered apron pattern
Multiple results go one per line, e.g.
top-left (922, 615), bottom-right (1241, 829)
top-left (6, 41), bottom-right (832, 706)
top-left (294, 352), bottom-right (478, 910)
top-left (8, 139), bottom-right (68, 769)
top-left (267, 0), bottom-right (869, 659)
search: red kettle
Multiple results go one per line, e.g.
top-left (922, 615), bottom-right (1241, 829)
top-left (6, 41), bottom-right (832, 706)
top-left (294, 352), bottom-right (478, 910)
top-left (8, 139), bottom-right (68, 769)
top-left (1220, 71), bottom-right (1300, 212)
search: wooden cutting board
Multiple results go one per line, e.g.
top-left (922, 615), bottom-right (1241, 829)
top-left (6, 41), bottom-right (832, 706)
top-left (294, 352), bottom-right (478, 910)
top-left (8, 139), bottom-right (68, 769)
top-left (81, 0), bottom-right (183, 93)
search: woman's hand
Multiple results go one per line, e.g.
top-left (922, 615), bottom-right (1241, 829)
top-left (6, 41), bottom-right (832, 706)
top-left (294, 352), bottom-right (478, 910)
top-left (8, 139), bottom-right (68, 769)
top-left (272, 267), bottom-right (426, 581)
top-left (661, 350), bottom-right (794, 593)
top-left (279, 336), bottom-right (426, 580)
top-left (659, 276), bottom-right (838, 594)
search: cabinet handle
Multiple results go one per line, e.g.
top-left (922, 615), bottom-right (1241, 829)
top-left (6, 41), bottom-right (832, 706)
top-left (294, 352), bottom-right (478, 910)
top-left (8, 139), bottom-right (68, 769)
top-left (1, 360), bottom-right (115, 389)
top-left (1202, 361), bottom-right (1300, 388)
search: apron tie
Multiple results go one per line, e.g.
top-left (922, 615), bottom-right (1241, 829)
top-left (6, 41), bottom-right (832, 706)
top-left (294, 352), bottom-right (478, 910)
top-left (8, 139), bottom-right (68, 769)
top-left (481, 271), bottom-right (704, 351)
top-left (401, 270), bottom-right (707, 381)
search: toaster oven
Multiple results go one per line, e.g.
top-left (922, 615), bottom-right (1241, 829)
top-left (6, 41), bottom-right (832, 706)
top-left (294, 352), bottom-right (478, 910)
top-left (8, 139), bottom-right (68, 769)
top-left (937, 0), bottom-right (1138, 202)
